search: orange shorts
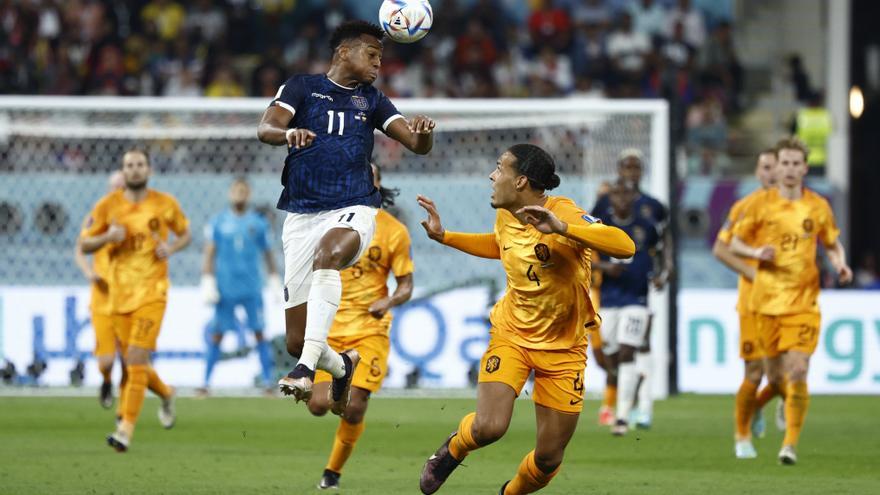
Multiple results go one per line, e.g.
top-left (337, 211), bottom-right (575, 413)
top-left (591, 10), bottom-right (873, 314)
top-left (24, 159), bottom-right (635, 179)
top-left (479, 333), bottom-right (587, 414)
top-left (738, 312), bottom-right (765, 361)
top-left (758, 312), bottom-right (821, 358)
top-left (92, 311), bottom-right (117, 357)
top-left (314, 333), bottom-right (389, 393)
top-left (112, 301), bottom-right (167, 351)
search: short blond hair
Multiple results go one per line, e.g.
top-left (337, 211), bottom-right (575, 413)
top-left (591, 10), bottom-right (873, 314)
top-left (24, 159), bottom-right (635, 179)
top-left (774, 137), bottom-right (809, 161)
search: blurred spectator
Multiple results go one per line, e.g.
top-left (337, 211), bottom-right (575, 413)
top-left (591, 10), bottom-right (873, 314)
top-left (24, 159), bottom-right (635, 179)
top-left (204, 66), bottom-right (244, 97)
top-left (686, 92), bottom-right (727, 151)
top-left (572, 0), bottom-right (613, 30)
top-left (665, 0), bottom-right (706, 48)
top-left (628, 0), bottom-right (667, 40)
top-left (454, 19), bottom-right (498, 79)
top-left (793, 90), bottom-right (832, 174)
top-left (698, 20), bottom-right (741, 111)
top-left (141, 0), bottom-right (186, 42)
top-left (854, 253), bottom-right (880, 289)
top-left (788, 55), bottom-right (814, 103)
top-left (527, 0), bottom-right (572, 53)
top-left (529, 45), bottom-right (574, 95)
top-left (660, 21), bottom-right (694, 69)
top-left (571, 21), bottom-right (609, 84)
top-left (185, 0), bottom-right (227, 45)
top-left (607, 12), bottom-right (651, 96)
top-left (164, 66), bottom-right (202, 96)
top-left (250, 45), bottom-right (286, 97)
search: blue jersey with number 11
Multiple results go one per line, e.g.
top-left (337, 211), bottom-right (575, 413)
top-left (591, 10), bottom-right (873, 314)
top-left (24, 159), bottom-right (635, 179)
top-left (271, 74), bottom-right (403, 214)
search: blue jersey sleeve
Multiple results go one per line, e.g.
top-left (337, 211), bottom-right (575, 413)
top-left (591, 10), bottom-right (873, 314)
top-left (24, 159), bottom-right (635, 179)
top-left (204, 215), bottom-right (218, 243)
top-left (257, 216), bottom-right (271, 252)
top-left (271, 76), bottom-right (307, 116)
top-left (372, 91), bottom-right (404, 132)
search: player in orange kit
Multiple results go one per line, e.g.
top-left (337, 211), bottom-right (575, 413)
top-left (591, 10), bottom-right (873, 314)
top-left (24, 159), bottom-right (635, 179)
top-left (731, 137), bottom-right (852, 465)
top-left (306, 163), bottom-right (414, 490)
top-left (79, 149), bottom-right (192, 452)
top-left (74, 171), bottom-right (125, 409)
top-left (417, 144), bottom-right (635, 494)
top-left (712, 148), bottom-right (777, 458)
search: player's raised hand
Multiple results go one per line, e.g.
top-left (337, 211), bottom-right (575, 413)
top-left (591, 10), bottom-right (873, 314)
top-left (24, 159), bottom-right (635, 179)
top-left (417, 194), bottom-right (445, 242)
top-left (286, 128), bottom-right (316, 149)
top-left (106, 222), bottom-right (126, 243)
top-left (408, 115), bottom-right (435, 134)
top-left (368, 297), bottom-right (393, 318)
top-left (837, 263), bottom-right (853, 285)
top-left (516, 205), bottom-right (566, 235)
top-left (754, 245), bottom-right (775, 261)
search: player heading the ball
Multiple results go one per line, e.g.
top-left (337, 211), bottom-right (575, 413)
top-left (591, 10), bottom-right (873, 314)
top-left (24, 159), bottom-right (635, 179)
top-left (257, 20), bottom-right (434, 415)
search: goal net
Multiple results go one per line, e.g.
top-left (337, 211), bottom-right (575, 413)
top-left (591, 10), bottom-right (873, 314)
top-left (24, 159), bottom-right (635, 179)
top-left (0, 96), bottom-right (669, 395)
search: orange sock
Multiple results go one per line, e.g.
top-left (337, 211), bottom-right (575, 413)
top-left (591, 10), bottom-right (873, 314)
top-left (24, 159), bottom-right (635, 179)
top-left (602, 385), bottom-right (617, 409)
top-left (783, 381), bottom-right (809, 447)
top-left (121, 364), bottom-right (148, 427)
top-left (116, 369), bottom-right (128, 418)
top-left (504, 450), bottom-right (560, 495)
top-left (734, 380), bottom-right (759, 440)
top-left (325, 419), bottom-right (366, 473)
top-left (147, 366), bottom-right (172, 399)
top-left (448, 412), bottom-right (480, 461)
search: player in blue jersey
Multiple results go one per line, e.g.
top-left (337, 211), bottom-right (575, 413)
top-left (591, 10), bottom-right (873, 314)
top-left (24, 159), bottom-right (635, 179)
top-left (593, 149), bottom-right (671, 429)
top-left (257, 20), bottom-right (434, 413)
top-left (199, 178), bottom-right (280, 396)
top-left (595, 180), bottom-right (661, 436)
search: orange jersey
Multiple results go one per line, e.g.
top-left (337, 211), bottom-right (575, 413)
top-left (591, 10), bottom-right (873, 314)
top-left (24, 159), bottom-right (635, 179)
top-left (329, 209), bottom-right (414, 338)
top-left (716, 188), bottom-right (770, 313)
top-left (82, 189), bottom-right (189, 314)
top-left (733, 187), bottom-right (839, 316)
top-left (489, 196), bottom-right (598, 350)
top-left (80, 214), bottom-right (114, 315)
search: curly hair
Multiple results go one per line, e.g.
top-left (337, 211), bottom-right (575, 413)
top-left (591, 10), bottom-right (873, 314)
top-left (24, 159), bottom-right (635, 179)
top-left (329, 20), bottom-right (385, 51)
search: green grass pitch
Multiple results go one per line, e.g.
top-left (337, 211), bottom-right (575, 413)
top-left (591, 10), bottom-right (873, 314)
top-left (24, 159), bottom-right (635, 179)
top-left (1, 394), bottom-right (877, 494)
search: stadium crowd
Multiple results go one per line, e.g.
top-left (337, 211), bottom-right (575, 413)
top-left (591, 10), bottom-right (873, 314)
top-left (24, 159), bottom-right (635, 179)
top-left (0, 0), bottom-right (738, 147)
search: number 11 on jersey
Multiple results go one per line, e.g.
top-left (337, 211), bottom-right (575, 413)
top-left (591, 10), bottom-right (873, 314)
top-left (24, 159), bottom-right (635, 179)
top-left (327, 111), bottom-right (344, 135)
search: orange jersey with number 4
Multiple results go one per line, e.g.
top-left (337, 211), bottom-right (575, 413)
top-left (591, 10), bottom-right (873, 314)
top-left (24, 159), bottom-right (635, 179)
top-left (490, 196), bottom-right (598, 350)
top-left (733, 187), bottom-right (839, 316)
top-left (716, 188), bottom-right (770, 313)
top-left (82, 189), bottom-right (189, 314)
top-left (330, 209), bottom-right (414, 338)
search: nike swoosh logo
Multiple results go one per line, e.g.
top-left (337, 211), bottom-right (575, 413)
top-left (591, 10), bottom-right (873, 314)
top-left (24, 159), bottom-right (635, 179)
top-left (569, 398), bottom-right (583, 405)
top-left (503, 246), bottom-right (512, 251)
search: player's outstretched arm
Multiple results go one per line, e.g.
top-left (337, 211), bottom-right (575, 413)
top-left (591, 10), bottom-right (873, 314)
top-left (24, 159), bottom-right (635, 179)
top-left (386, 116), bottom-right (435, 155)
top-left (417, 194), bottom-right (500, 259)
top-left (826, 239), bottom-right (853, 285)
top-left (712, 237), bottom-right (756, 281)
top-left (257, 106), bottom-right (316, 149)
top-left (517, 205), bottom-right (635, 258)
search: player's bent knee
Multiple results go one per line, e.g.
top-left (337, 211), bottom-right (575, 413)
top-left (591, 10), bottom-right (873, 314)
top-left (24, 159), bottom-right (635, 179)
top-left (533, 450), bottom-right (563, 474)
top-left (473, 417), bottom-right (508, 445)
top-left (313, 244), bottom-right (352, 271)
top-left (744, 361), bottom-right (763, 383)
top-left (308, 400), bottom-right (330, 417)
top-left (286, 338), bottom-right (303, 358)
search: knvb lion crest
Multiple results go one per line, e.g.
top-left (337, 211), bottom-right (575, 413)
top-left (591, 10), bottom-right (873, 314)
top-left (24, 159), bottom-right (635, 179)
top-left (351, 95), bottom-right (368, 110)
top-left (803, 218), bottom-right (814, 233)
top-left (485, 355), bottom-right (501, 374)
top-left (534, 243), bottom-right (551, 262)
top-left (148, 218), bottom-right (160, 231)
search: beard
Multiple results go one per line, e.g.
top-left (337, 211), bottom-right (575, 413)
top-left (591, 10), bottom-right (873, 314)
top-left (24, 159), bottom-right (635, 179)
top-left (125, 177), bottom-right (148, 191)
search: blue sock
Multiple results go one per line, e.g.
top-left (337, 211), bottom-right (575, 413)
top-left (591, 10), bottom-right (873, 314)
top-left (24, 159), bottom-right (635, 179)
top-left (204, 343), bottom-right (221, 388)
top-left (256, 340), bottom-right (274, 387)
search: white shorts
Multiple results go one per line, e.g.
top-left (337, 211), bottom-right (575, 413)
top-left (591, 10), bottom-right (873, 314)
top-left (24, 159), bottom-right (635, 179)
top-left (600, 305), bottom-right (650, 354)
top-left (282, 205), bottom-right (377, 308)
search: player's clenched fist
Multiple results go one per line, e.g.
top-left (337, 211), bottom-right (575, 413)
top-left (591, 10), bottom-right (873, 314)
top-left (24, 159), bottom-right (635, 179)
top-left (286, 128), bottom-right (316, 149)
top-left (106, 222), bottom-right (126, 243)
top-left (417, 194), bottom-right (445, 242)
top-left (408, 115), bottom-right (435, 134)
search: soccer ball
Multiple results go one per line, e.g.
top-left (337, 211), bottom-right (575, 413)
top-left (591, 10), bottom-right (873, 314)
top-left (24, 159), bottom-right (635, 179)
top-left (379, 0), bottom-right (433, 44)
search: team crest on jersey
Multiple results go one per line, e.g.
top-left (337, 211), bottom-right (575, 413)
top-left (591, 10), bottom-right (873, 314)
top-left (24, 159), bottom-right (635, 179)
top-left (485, 355), bottom-right (501, 374)
top-left (632, 226), bottom-right (647, 246)
top-left (351, 95), bottom-right (368, 110)
top-left (368, 246), bottom-right (382, 261)
top-left (802, 218), bottom-right (814, 233)
top-left (148, 218), bottom-right (160, 231)
top-left (534, 243), bottom-right (551, 262)
top-left (640, 204), bottom-right (653, 220)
